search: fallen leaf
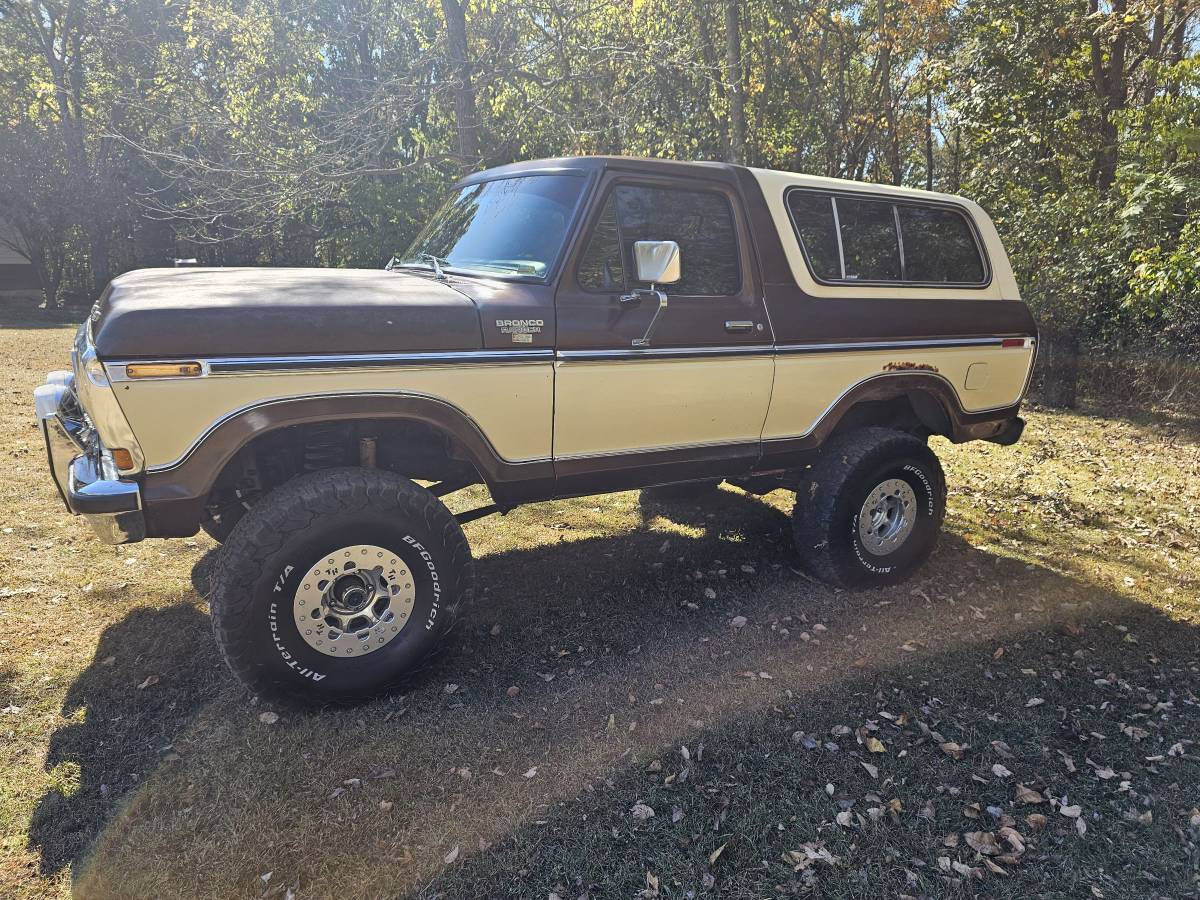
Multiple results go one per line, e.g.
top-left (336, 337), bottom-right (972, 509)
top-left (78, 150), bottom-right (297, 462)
top-left (965, 831), bottom-right (1001, 856)
top-left (1025, 813), bottom-right (1047, 831)
top-left (861, 761), bottom-right (879, 778)
top-left (836, 810), bottom-right (854, 827)
top-left (998, 826), bottom-right (1026, 854)
top-left (708, 841), bottom-right (728, 865)
top-left (136, 674), bottom-right (159, 690)
top-left (1059, 804), bottom-right (1082, 819)
top-left (951, 860), bottom-right (983, 879)
top-left (991, 739), bottom-right (1014, 758)
top-left (730, 615), bottom-right (747, 629)
top-left (258, 711), bottom-right (279, 725)
top-left (1015, 784), bottom-right (1045, 805)
top-left (866, 737), bottom-right (886, 753)
top-left (523, 767), bottom-right (538, 779)
top-left (992, 763), bottom-right (1013, 778)
top-left (631, 801), bottom-right (656, 821)
top-left (1025, 697), bottom-right (1044, 708)
top-left (444, 845), bottom-right (460, 865)
top-left (940, 741), bottom-right (965, 760)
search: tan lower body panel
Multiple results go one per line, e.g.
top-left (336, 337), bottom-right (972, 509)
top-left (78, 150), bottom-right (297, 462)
top-left (115, 363), bottom-right (555, 470)
top-left (764, 346), bottom-right (1034, 441)
top-left (553, 356), bottom-right (774, 458)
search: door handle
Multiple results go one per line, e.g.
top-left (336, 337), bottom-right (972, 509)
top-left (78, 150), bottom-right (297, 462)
top-left (724, 320), bottom-right (755, 333)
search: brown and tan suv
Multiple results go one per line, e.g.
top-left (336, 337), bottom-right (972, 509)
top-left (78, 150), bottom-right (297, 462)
top-left (35, 156), bottom-right (1036, 704)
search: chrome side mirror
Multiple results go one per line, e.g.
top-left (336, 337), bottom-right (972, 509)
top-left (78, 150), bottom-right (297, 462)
top-left (632, 240), bottom-right (681, 284)
top-left (622, 240), bottom-right (680, 347)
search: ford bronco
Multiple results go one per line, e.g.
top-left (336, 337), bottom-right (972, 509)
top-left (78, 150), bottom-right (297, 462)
top-left (35, 156), bottom-right (1036, 704)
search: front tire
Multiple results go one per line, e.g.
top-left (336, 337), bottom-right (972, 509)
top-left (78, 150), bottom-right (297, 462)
top-left (209, 468), bottom-right (473, 706)
top-left (792, 428), bottom-right (945, 589)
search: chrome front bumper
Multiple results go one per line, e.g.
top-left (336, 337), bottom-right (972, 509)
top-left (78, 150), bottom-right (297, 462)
top-left (37, 376), bottom-right (145, 545)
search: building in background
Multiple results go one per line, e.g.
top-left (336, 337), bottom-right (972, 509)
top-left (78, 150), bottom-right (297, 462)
top-left (0, 219), bottom-right (40, 301)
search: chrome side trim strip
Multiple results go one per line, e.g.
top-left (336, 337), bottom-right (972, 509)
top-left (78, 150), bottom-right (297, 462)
top-left (113, 339), bottom-right (1029, 378)
top-left (110, 349), bottom-right (555, 380)
top-left (144, 390), bottom-right (551, 474)
top-left (774, 337), bottom-right (1013, 354)
top-left (557, 336), bottom-right (1027, 362)
top-left (556, 345), bottom-right (774, 362)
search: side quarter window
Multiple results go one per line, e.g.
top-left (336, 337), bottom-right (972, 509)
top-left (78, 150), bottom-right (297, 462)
top-left (577, 184), bottom-right (741, 296)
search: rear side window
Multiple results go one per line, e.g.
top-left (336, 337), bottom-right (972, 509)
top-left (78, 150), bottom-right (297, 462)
top-left (787, 193), bottom-right (841, 280)
top-left (785, 188), bottom-right (987, 287)
top-left (577, 185), bottom-right (740, 296)
top-left (837, 197), bottom-right (901, 281)
top-left (897, 205), bottom-right (985, 283)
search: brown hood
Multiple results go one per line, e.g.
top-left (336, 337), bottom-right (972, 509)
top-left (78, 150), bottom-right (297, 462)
top-left (90, 267), bottom-right (483, 359)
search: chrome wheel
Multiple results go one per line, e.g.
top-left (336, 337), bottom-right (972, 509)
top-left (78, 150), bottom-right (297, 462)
top-left (293, 544), bottom-right (416, 657)
top-left (857, 478), bottom-right (916, 556)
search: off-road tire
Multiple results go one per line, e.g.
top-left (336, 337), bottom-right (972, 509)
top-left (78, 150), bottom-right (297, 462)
top-left (792, 428), bottom-right (945, 589)
top-left (209, 468), bottom-right (473, 706)
top-left (641, 479), bottom-right (723, 502)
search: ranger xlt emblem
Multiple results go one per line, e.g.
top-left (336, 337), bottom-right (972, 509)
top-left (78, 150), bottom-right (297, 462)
top-left (496, 318), bottom-right (543, 343)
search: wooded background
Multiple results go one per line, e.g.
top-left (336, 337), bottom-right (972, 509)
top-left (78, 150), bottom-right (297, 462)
top-left (1, 0), bottom-right (1197, 406)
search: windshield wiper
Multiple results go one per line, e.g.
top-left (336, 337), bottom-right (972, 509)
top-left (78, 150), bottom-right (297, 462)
top-left (386, 253), bottom-right (452, 280)
top-left (420, 252), bottom-right (450, 280)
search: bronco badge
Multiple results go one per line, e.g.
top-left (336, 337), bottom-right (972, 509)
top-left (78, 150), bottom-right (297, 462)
top-left (496, 318), bottom-right (543, 343)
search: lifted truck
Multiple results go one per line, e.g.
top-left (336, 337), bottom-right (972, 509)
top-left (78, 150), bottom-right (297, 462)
top-left (35, 156), bottom-right (1036, 705)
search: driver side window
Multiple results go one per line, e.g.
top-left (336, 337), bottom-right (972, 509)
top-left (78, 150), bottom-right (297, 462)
top-left (577, 184), bottom-right (740, 296)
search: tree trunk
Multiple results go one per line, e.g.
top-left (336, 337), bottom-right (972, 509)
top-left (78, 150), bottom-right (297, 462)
top-left (924, 87), bottom-right (934, 191)
top-left (1037, 326), bottom-right (1080, 409)
top-left (877, 0), bottom-right (902, 185)
top-left (724, 1), bottom-right (745, 164)
top-left (440, 0), bottom-right (478, 164)
top-left (1089, 0), bottom-right (1127, 193)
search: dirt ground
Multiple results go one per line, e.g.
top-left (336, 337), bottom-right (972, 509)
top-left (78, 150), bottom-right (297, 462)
top-left (1, 314), bottom-right (1198, 899)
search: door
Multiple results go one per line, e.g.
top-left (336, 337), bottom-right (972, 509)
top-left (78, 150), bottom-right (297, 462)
top-left (553, 170), bottom-right (774, 490)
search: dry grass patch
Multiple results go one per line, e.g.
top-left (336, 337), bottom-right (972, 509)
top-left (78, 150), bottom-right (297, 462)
top-left (1, 314), bottom-right (1197, 899)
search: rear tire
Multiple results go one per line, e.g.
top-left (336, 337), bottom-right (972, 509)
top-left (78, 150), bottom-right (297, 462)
top-left (209, 468), bottom-right (473, 706)
top-left (792, 428), bottom-right (945, 589)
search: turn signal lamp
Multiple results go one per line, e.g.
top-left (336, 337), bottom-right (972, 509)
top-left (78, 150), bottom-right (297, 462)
top-left (125, 362), bottom-right (203, 378)
top-left (111, 448), bottom-right (135, 470)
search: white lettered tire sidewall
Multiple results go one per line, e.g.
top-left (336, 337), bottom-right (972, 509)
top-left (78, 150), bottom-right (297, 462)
top-left (841, 455), bottom-right (941, 584)
top-left (210, 469), bottom-right (472, 706)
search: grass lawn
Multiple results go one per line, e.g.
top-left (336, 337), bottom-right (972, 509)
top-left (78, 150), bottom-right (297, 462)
top-left (1, 313), bottom-right (1198, 899)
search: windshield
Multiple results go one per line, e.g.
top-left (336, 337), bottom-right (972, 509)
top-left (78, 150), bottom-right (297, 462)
top-left (395, 174), bottom-right (585, 279)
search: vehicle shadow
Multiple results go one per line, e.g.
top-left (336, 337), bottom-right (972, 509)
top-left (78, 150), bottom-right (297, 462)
top-left (44, 487), bottom-right (1200, 899)
top-left (26, 603), bottom-right (223, 878)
